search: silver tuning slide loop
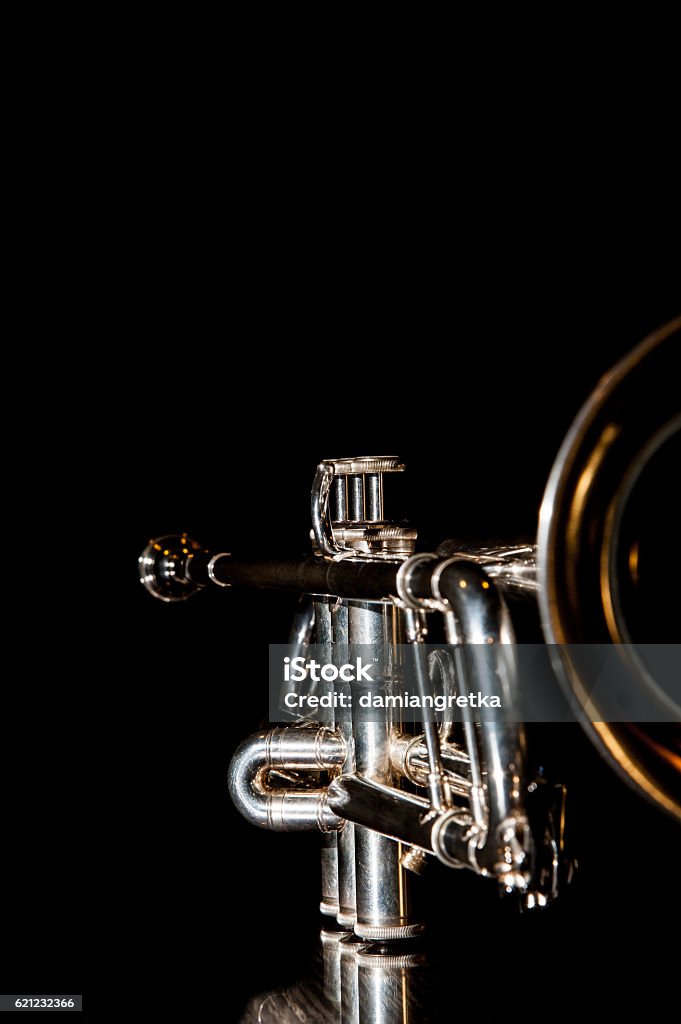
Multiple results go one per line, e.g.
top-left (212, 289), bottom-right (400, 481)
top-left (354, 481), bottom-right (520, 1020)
top-left (228, 727), bottom-right (346, 832)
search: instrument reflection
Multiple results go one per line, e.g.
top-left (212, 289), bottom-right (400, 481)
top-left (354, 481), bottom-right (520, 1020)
top-left (240, 929), bottom-right (430, 1024)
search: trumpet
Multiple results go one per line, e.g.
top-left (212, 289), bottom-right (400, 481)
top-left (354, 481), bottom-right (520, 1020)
top-left (139, 318), bottom-right (680, 942)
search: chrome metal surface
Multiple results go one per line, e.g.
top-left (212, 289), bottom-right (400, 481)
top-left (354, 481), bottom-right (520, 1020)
top-left (333, 475), bottom-right (347, 522)
top-left (391, 733), bottom-right (470, 797)
top-left (357, 945), bottom-right (425, 1024)
top-left (349, 602), bottom-right (422, 940)
top-left (311, 461), bottom-right (338, 558)
top-left (348, 475), bottom-right (363, 522)
top-left (333, 602), bottom-right (357, 929)
top-left (240, 929), bottom-right (427, 1023)
top-left (311, 456), bottom-right (416, 560)
top-left (279, 596), bottom-right (317, 721)
top-left (329, 457), bottom-right (406, 477)
top-left (339, 935), bottom-right (365, 1024)
top-left (207, 552), bottom-right (231, 586)
top-left (228, 727), bottom-right (345, 832)
top-left (320, 929), bottom-right (350, 1008)
top-left (538, 316), bottom-right (681, 821)
top-left (364, 474), bottom-right (382, 522)
top-left (435, 542), bottom-right (538, 594)
top-left (403, 607), bottom-right (449, 812)
top-left (320, 835), bottom-right (340, 917)
top-left (316, 599), bottom-right (340, 916)
top-left (434, 560), bottom-right (529, 884)
top-left (205, 550), bottom-right (231, 585)
top-left (327, 775), bottom-right (434, 851)
top-left (329, 523), bottom-right (417, 559)
top-left (336, 822), bottom-right (357, 928)
top-left (138, 533), bottom-right (206, 602)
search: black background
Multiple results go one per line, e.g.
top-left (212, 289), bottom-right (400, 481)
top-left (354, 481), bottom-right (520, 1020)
top-left (2, 21), bottom-right (679, 1020)
top-left (3, 217), bottom-right (680, 1021)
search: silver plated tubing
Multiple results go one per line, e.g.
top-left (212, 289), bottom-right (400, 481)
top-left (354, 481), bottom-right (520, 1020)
top-left (311, 461), bottom-right (338, 558)
top-left (357, 945), bottom-right (425, 1024)
top-left (431, 559), bottom-right (530, 880)
top-left (207, 552), bottom-right (231, 586)
top-left (279, 596), bottom-right (316, 721)
top-left (403, 606), bottom-right (449, 812)
top-left (340, 935), bottom-right (366, 1024)
top-left (333, 475), bottom-right (348, 522)
top-left (364, 474), bottom-right (382, 521)
top-left (348, 476), bottom-right (364, 522)
top-left (289, 595), bottom-right (316, 654)
top-left (435, 542), bottom-right (539, 594)
top-left (349, 603), bottom-right (422, 939)
top-left (228, 555), bottom-right (532, 882)
top-left (337, 822), bottom-right (357, 928)
top-left (320, 928), bottom-right (350, 1007)
top-left (396, 555), bottom-right (452, 813)
top-left (320, 835), bottom-right (340, 917)
top-left (326, 933), bottom-right (423, 1024)
top-left (391, 733), bottom-right (470, 796)
top-left (227, 728), bottom-right (345, 832)
top-left (333, 602), bottom-right (357, 929)
top-left (315, 599), bottom-right (340, 916)
top-left (395, 552), bottom-right (441, 612)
